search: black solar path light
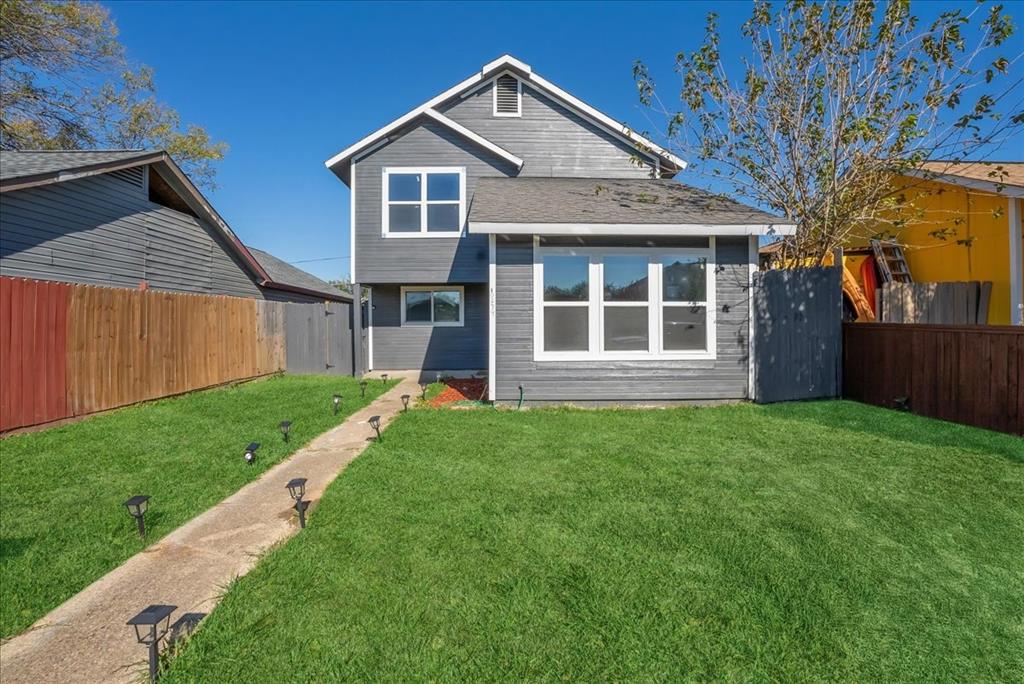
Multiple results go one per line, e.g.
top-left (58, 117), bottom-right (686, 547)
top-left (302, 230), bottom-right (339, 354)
top-left (244, 442), bottom-right (260, 465)
top-left (420, 383), bottom-right (428, 400)
top-left (359, 381), bottom-right (368, 398)
top-left (123, 495), bottom-right (150, 538)
top-left (127, 603), bottom-right (176, 683)
top-left (401, 394), bottom-right (410, 412)
top-left (332, 394), bottom-right (342, 415)
top-left (286, 477), bottom-right (308, 528)
top-left (369, 415), bottom-right (382, 440)
top-left (279, 420), bottom-right (292, 442)
top-left (381, 373), bottom-right (389, 384)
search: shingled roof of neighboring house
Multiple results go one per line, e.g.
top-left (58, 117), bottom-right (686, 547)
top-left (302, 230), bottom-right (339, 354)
top-left (246, 246), bottom-right (350, 301)
top-left (910, 160), bottom-right (1024, 193)
top-left (0, 149), bottom-right (161, 181)
top-left (468, 177), bottom-right (794, 235)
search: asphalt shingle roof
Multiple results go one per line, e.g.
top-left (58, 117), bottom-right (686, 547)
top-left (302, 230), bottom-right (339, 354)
top-left (0, 150), bottom-right (157, 181)
top-left (245, 246), bottom-right (349, 301)
top-left (469, 177), bottom-right (789, 226)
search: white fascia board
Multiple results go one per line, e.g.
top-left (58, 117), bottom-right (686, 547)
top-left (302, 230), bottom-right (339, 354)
top-left (469, 222), bottom-right (797, 236)
top-left (525, 72), bottom-right (687, 171)
top-left (483, 54), bottom-right (531, 75)
top-left (324, 55), bottom-right (686, 174)
top-left (324, 70), bottom-right (488, 169)
top-left (422, 110), bottom-right (524, 169)
top-left (901, 169), bottom-right (1024, 198)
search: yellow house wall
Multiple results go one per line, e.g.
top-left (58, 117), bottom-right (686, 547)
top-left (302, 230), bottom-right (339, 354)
top-left (846, 175), bottom-right (1022, 325)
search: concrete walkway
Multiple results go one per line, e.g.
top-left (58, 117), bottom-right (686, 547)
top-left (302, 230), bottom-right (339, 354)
top-left (0, 374), bottom-right (418, 684)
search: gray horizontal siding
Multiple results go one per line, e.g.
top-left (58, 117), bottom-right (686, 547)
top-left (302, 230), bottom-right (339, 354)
top-left (369, 282), bottom-right (487, 370)
top-left (493, 236), bottom-right (752, 402)
top-left (438, 82), bottom-right (657, 179)
top-left (353, 122), bottom-right (519, 284)
top-left (0, 171), bottom-right (264, 299)
top-left (353, 80), bottom-right (661, 285)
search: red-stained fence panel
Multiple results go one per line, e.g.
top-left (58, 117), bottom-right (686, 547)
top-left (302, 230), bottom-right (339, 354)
top-left (0, 277), bottom-right (71, 431)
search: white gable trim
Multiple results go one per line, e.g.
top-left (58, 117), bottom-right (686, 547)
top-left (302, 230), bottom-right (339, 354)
top-left (422, 110), bottom-right (524, 168)
top-left (469, 221), bottom-right (797, 237)
top-left (324, 55), bottom-right (685, 175)
top-left (901, 168), bottom-right (1024, 198)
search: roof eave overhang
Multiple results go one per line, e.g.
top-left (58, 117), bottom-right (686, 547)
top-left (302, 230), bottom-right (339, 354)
top-left (259, 280), bottom-right (351, 302)
top-left (900, 169), bottom-right (1024, 198)
top-left (469, 221), bottom-right (797, 236)
top-left (0, 151), bottom-right (166, 193)
top-left (324, 55), bottom-right (685, 182)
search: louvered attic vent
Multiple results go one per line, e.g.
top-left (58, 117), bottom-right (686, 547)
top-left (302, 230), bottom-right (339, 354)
top-left (494, 74), bottom-right (521, 116)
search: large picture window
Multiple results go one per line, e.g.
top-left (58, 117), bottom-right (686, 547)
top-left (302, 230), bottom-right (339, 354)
top-left (382, 167), bottom-right (465, 237)
top-left (401, 286), bottom-right (464, 326)
top-left (533, 243), bottom-right (716, 360)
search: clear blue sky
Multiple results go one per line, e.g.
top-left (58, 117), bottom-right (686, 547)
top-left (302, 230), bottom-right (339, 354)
top-left (107, 1), bottom-right (1013, 282)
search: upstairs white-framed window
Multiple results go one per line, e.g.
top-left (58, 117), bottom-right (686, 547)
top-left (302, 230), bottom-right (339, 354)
top-left (400, 286), bottom-right (465, 327)
top-left (533, 240), bottom-right (717, 361)
top-left (382, 167), bottom-right (465, 238)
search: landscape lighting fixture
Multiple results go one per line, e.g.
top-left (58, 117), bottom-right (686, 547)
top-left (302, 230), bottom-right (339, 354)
top-left (332, 394), bottom-right (343, 415)
top-left (369, 415), bottom-right (382, 440)
top-left (401, 394), bottom-right (410, 412)
top-left (420, 383), bottom-right (428, 400)
top-left (359, 381), bottom-right (368, 398)
top-left (244, 442), bottom-right (260, 465)
top-left (123, 495), bottom-right (150, 538)
top-left (127, 604), bottom-right (176, 683)
top-left (381, 373), bottom-right (389, 384)
top-left (279, 420), bottom-right (292, 442)
top-left (286, 477), bottom-right (308, 528)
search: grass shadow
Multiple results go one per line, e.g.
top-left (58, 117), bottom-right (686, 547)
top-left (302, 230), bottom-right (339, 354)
top-left (758, 400), bottom-right (1023, 464)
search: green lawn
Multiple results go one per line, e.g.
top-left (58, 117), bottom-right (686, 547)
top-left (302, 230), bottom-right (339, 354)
top-left (162, 401), bottom-right (1023, 682)
top-left (0, 374), bottom-right (395, 639)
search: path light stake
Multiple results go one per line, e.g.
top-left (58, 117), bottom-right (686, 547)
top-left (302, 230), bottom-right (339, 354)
top-left (244, 442), bottom-right (260, 466)
top-left (332, 394), bottom-right (342, 415)
top-left (286, 477), bottom-right (308, 528)
top-left (401, 394), bottom-right (410, 412)
top-left (123, 495), bottom-right (150, 538)
top-left (381, 373), bottom-right (389, 384)
top-left (279, 420), bottom-right (292, 443)
top-left (420, 383), bottom-right (427, 400)
top-left (127, 604), bottom-right (176, 683)
top-left (369, 415), bottom-right (382, 441)
top-left (359, 381), bottom-right (367, 398)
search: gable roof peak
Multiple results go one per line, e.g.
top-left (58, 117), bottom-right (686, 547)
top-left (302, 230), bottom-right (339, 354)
top-left (481, 54), bottom-right (531, 76)
top-left (324, 56), bottom-right (686, 184)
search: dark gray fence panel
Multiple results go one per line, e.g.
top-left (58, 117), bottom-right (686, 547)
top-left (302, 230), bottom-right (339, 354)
top-left (754, 266), bottom-right (842, 403)
top-left (325, 301), bottom-right (354, 375)
top-left (284, 302), bottom-right (354, 376)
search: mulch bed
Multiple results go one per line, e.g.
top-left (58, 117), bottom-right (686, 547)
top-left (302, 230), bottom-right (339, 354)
top-left (428, 379), bottom-right (488, 407)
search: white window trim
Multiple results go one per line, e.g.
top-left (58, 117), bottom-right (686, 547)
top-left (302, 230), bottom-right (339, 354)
top-left (400, 285), bottom-right (465, 327)
top-left (532, 239), bottom-right (717, 361)
top-left (382, 166), bottom-right (466, 238)
top-left (492, 72), bottom-right (523, 118)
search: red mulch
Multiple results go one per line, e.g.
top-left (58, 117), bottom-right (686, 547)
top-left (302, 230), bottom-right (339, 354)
top-left (428, 379), bottom-right (488, 407)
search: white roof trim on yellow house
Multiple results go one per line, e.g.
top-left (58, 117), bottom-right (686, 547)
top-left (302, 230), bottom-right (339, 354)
top-left (902, 168), bottom-right (1024, 198)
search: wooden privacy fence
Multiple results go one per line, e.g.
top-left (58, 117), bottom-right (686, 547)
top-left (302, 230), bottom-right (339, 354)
top-left (1, 277), bottom-right (352, 432)
top-left (879, 281), bottom-right (992, 325)
top-left (843, 323), bottom-right (1023, 435)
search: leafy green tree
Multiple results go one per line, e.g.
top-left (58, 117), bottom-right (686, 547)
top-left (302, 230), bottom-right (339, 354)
top-left (634, 0), bottom-right (1022, 264)
top-left (0, 0), bottom-right (226, 187)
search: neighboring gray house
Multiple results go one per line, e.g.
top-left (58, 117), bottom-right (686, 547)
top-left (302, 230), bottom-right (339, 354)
top-left (0, 149), bottom-right (348, 304)
top-left (326, 55), bottom-right (796, 402)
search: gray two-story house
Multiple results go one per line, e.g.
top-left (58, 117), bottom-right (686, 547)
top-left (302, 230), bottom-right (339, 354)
top-left (326, 55), bottom-right (795, 403)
